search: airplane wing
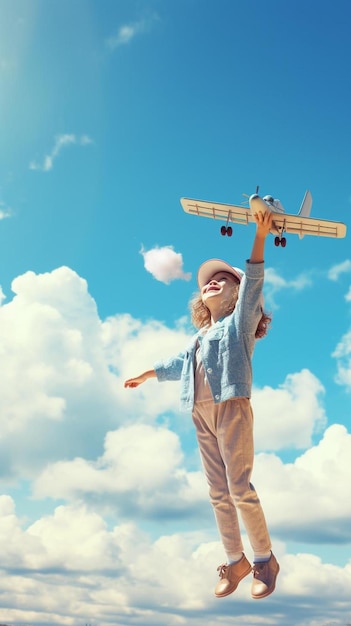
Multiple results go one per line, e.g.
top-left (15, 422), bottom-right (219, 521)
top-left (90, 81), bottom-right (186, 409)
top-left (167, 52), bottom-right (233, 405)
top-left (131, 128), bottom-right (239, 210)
top-left (180, 198), bottom-right (255, 226)
top-left (180, 198), bottom-right (347, 239)
top-left (269, 212), bottom-right (347, 239)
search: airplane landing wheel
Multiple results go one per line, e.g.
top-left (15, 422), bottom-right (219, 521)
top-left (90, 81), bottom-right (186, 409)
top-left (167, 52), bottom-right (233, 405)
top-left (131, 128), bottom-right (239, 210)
top-left (274, 236), bottom-right (280, 247)
top-left (220, 225), bottom-right (233, 237)
top-left (281, 237), bottom-right (287, 247)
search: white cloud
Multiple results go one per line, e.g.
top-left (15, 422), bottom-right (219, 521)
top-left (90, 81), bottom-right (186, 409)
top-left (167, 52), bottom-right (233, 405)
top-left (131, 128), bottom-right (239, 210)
top-left (0, 284), bottom-right (6, 305)
top-left (29, 134), bottom-right (93, 172)
top-left (0, 200), bottom-right (12, 219)
top-left (32, 419), bottom-right (351, 549)
top-left (0, 265), bottom-right (350, 624)
top-left (0, 496), bottom-right (122, 573)
top-left (140, 245), bottom-right (192, 284)
top-left (254, 424), bottom-right (351, 542)
top-left (332, 329), bottom-right (351, 390)
top-left (106, 15), bottom-right (159, 50)
top-left (252, 369), bottom-right (326, 451)
top-left (103, 311), bottom-right (193, 417)
top-left (328, 259), bottom-right (351, 281)
top-left (0, 266), bottom-right (119, 476)
top-left (33, 423), bottom-right (208, 520)
top-left (264, 267), bottom-right (312, 307)
top-left (0, 265), bottom-right (332, 481)
top-left (0, 266), bottom-right (195, 479)
top-left (0, 263), bottom-right (199, 482)
top-left (329, 261), bottom-right (351, 387)
top-left (0, 497), bottom-right (350, 625)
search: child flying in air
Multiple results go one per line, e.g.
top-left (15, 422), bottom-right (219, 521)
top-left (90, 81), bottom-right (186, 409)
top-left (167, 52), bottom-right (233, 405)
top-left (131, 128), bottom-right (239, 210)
top-left (125, 209), bottom-right (279, 600)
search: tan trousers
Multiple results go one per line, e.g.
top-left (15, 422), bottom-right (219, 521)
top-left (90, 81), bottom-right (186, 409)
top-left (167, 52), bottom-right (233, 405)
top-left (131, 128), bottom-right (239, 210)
top-left (192, 397), bottom-right (271, 557)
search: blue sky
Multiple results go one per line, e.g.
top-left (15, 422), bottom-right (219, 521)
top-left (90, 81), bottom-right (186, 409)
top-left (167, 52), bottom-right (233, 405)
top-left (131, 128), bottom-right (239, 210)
top-left (0, 1), bottom-right (351, 625)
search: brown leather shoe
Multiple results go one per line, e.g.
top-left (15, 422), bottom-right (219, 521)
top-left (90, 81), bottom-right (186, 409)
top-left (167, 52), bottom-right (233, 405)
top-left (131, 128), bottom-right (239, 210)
top-left (251, 552), bottom-right (280, 599)
top-left (215, 554), bottom-right (252, 598)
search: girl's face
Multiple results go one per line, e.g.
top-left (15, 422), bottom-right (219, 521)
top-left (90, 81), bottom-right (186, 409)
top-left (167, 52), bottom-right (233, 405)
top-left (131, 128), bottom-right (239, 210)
top-left (201, 271), bottom-right (239, 309)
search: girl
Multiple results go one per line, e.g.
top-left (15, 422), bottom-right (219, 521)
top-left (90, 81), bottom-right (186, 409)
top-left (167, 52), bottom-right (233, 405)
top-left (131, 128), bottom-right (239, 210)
top-left (124, 209), bottom-right (279, 600)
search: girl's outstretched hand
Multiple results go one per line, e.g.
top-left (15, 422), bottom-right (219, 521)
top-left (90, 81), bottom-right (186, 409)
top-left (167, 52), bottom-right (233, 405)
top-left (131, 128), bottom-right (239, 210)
top-left (124, 376), bottom-right (145, 388)
top-left (253, 209), bottom-right (273, 237)
top-left (124, 369), bottom-right (156, 388)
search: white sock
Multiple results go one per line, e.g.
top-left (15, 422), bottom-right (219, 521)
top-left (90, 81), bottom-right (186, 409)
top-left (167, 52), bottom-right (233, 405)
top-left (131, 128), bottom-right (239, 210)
top-left (227, 552), bottom-right (243, 565)
top-left (253, 551), bottom-right (271, 563)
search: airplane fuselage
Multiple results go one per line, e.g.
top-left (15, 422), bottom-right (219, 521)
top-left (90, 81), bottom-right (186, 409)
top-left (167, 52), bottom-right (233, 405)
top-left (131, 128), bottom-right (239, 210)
top-left (249, 194), bottom-right (285, 215)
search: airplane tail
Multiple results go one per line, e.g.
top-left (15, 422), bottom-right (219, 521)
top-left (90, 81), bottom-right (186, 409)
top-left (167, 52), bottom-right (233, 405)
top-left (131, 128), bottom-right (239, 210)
top-left (298, 190), bottom-right (312, 217)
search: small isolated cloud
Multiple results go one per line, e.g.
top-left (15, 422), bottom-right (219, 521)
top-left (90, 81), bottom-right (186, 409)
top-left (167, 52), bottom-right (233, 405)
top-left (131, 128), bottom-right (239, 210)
top-left (0, 200), bottom-right (12, 220)
top-left (331, 261), bottom-right (351, 387)
top-left (29, 134), bottom-right (93, 172)
top-left (106, 15), bottom-right (159, 50)
top-left (332, 329), bottom-right (351, 390)
top-left (328, 259), bottom-right (351, 281)
top-left (140, 245), bottom-right (192, 284)
top-left (264, 267), bottom-right (313, 307)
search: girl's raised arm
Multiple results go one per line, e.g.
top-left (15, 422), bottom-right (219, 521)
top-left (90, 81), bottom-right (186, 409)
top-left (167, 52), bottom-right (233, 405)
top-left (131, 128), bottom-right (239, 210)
top-left (249, 210), bottom-right (273, 263)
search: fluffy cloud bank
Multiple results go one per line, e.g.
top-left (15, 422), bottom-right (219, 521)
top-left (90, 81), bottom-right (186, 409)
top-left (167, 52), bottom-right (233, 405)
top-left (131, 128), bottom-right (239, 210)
top-left (252, 368), bottom-right (326, 451)
top-left (31, 422), bottom-right (351, 545)
top-left (254, 424), bottom-right (351, 542)
top-left (33, 423), bottom-right (208, 521)
top-left (0, 266), bottom-right (194, 479)
top-left (0, 497), bottom-right (351, 626)
top-left (0, 264), bottom-right (350, 626)
top-left (0, 267), bottom-right (119, 476)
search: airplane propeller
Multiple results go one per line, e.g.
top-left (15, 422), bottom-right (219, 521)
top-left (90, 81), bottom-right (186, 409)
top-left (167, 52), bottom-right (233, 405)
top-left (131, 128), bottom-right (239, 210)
top-left (241, 185), bottom-right (259, 205)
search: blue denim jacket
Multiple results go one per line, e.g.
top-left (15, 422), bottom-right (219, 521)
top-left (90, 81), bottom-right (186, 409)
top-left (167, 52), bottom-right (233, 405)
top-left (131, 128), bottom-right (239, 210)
top-left (154, 261), bottom-right (265, 412)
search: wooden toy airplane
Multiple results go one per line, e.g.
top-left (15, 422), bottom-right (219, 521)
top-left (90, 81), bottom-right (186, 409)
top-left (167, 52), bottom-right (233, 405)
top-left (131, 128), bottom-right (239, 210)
top-left (180, 190), bottom-right (347, 247)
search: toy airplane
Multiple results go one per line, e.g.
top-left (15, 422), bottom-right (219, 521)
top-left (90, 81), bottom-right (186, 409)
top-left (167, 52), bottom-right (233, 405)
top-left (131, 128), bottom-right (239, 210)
top-left (180, 190), bottom-right (347, 247)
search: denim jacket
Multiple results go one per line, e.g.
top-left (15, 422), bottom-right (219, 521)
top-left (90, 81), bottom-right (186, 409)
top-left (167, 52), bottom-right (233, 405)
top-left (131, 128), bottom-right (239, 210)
top-left (154, 261), bottom-right (265, 412)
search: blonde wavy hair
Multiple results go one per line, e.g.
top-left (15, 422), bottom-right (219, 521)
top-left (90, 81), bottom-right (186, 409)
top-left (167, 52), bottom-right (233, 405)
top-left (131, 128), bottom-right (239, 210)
top-left (189, 281), bottom-right (271, 339)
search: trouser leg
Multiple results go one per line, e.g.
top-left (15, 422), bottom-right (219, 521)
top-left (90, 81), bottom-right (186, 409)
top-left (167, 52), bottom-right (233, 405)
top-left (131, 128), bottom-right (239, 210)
top-left (193, 402), bottom-right (243, 556)
top-left (218, 398), bottom-right (271, 556)
top-left (193, 399), bottom-right (272, 557)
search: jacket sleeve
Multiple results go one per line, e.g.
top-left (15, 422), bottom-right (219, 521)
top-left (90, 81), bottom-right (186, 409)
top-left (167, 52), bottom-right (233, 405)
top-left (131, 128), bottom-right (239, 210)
top-left (154, 351), bottom-right (186, 382)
